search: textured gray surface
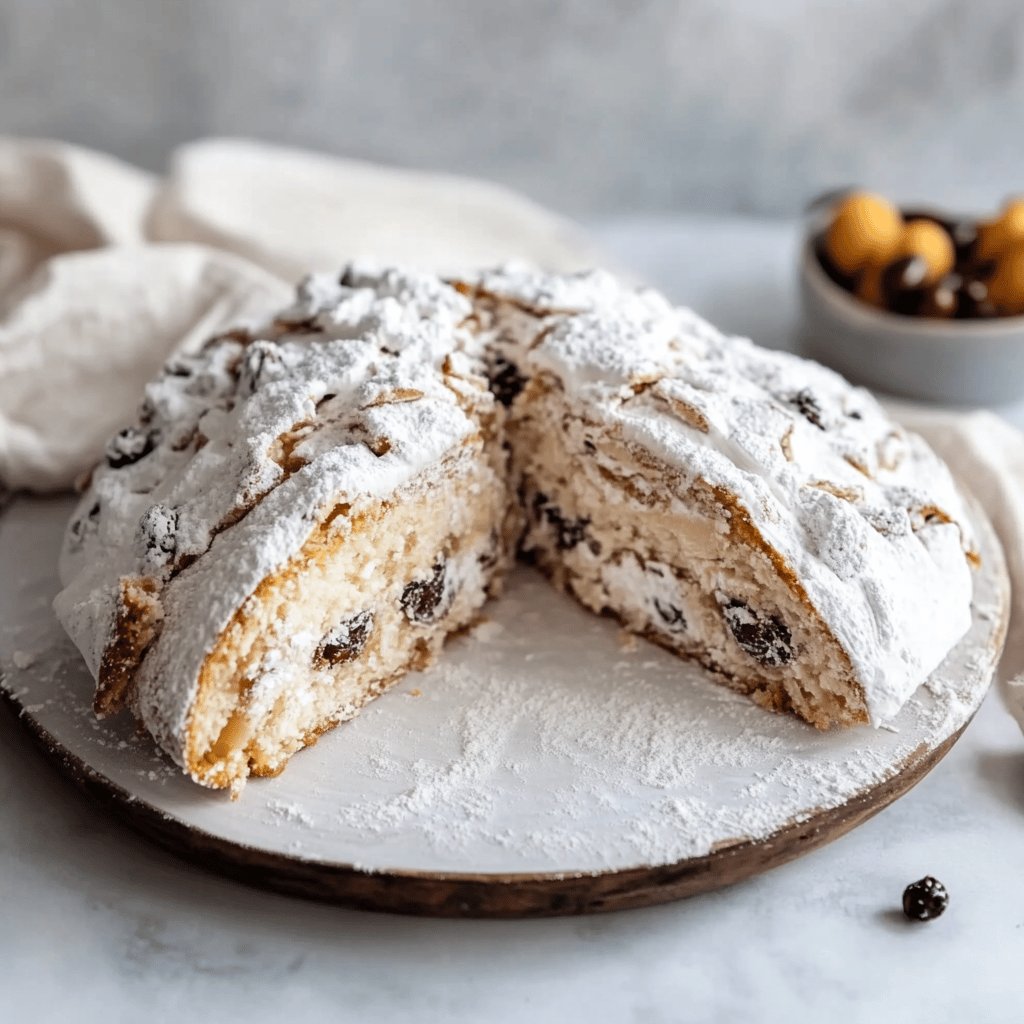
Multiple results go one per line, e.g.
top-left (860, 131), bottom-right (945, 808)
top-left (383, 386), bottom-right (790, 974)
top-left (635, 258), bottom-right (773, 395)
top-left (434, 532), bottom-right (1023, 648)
top-left (3, 0), bottom-right (1023, 216)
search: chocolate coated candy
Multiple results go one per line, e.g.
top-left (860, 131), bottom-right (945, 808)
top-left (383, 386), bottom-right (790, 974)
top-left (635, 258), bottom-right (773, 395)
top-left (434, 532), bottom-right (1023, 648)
top-left (950, 219), bottom-right (980, 265)
top-left (880, 255), bottom-right (928, 314)
top-left (954, 277), bottom-right (998, 319)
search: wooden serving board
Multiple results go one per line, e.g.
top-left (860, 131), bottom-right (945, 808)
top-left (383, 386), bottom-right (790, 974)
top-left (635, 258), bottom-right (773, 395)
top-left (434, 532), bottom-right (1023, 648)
top-left (0, 495), bottom-right (1009, 917)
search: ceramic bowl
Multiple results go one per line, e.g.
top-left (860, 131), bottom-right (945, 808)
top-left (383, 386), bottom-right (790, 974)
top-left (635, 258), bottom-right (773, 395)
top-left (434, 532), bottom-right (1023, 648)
top-left (798, 224), bottom-right (1024, 405)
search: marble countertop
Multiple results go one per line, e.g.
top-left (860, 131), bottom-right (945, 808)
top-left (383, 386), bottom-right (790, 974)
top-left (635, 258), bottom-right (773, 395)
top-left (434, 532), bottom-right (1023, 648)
top-left (3, 217), bottom-right (1022, 1023)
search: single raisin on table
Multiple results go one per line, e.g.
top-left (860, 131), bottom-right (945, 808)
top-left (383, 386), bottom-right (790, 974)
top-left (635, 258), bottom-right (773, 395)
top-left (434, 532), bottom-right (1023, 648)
top-left (902, 877), bottom-right (948, 922)
top-left (316, 611), bottom-right (374, 666)
top-left (401, 561), bottom-right (450, 624)
top-left (720, 598), bottom-right (793, 666)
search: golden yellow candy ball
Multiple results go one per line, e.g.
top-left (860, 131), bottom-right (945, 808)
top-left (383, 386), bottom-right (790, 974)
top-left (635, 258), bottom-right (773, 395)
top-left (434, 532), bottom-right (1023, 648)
top-left (986, 241), bottom-right (1024, 314)
top-left (896, 219), bottom-right (955, 284)
top-left (825, 191), bottom-right (903, 274)
top-left (977, 196), bottom-right (1024, 261)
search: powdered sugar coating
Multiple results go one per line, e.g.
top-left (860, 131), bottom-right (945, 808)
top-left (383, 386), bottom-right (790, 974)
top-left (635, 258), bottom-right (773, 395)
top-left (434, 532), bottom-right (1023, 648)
top-left (463, 263), bottom-right (977, 723)
top-left (54, 263), bottom-right (486, 763)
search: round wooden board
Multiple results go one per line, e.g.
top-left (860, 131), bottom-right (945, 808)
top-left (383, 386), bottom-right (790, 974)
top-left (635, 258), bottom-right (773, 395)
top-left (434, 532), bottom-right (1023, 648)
top-left (0, 494), bottom-right (1010, 918)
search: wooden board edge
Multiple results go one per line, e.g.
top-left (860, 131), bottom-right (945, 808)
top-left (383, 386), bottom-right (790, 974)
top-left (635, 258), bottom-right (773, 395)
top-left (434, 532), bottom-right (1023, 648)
top-left (0, 684), bottom-right (975, 918)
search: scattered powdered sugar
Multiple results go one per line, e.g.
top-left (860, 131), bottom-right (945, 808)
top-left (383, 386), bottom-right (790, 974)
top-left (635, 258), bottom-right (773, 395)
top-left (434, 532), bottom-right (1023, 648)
top-left (12, 650), bottom-right (35, 670)
top-left (266, 799), bottom-right (316, 828)
top-left (467, 619), bottom-right (504, 644)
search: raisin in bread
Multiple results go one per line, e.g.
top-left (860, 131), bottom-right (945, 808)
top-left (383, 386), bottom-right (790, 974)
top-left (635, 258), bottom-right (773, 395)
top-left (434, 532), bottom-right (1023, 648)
top-left (55, 263), bottom-right (978, 792)
top-left (458, 265), bottom-right (977, 729)
top-left (55, 266), bottom-right (515, 792)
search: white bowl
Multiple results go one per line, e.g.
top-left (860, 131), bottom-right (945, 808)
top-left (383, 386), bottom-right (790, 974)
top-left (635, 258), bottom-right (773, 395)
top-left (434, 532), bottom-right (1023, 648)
top-left (798, 239), bottom-right (1024, 405)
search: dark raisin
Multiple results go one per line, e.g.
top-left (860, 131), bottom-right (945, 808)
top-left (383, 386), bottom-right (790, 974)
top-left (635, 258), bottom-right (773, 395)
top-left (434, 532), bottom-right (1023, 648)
top-left (720, 598), bottom-right (793, 666)
top-left (553, 514), bottom-right (589, 551)
top-left (238, 340), bottom-right (284, 397)
top-left (902, 877), bottom-right (948, 922)
top-left (315, 611), bottom-right (373, 666)
top-left (653, 598), bottom-right (686, 632)
top-left (532, 491), bottom-right (590, 551)
top-left (401, 561), bottom-right (450, 624)
top-left (478, 531), bottom-right (501, 571)
top-left (487, 356), bottom-right (527, 408)
top-left (137, 504), bottom-right (178, 568)
top-left (786, 389), bottom-right (826, 431)
top-left (106, 427), bottom-right (156, 469)
top-left (69, 501), bottom-right (101, 547)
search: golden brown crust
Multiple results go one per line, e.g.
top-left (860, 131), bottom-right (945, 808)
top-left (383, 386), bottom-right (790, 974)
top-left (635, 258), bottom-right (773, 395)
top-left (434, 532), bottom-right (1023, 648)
top-left (95, 576), bottom-right (164, 717)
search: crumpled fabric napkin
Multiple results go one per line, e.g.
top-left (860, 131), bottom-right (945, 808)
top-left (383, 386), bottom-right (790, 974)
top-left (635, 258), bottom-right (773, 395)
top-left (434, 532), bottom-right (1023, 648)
top-left (0, 136), bottom-right (598, 494)
top-left (0, 135), bottom-right (1021, 729)
top-left (148, 138), bottom-right (599, 282)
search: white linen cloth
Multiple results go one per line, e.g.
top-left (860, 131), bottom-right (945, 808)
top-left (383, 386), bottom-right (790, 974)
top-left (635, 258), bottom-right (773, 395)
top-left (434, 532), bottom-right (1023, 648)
top-left (0, 136), bottom-right (1020, 726)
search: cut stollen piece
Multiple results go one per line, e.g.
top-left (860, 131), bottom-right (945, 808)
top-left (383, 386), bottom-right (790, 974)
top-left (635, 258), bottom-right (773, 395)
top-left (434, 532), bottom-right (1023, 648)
top-left (456, 265), bottom-right (978, 729)
top-left (54, 265), bottom-right (515, 793)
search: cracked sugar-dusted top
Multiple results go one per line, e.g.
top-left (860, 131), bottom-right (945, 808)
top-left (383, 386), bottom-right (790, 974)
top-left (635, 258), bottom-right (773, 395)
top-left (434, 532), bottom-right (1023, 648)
top-left (460, 264), bottom-right (977, 724)
top-left (54, 263), bottom-right (489, 760)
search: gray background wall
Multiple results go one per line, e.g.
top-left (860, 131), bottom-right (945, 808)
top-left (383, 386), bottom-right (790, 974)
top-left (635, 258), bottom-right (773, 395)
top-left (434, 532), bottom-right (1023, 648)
top-left (2, 0), bottom-right (1022, 217)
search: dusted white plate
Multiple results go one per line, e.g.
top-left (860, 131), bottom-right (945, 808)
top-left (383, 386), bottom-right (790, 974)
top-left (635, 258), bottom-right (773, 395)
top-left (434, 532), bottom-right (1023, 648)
top-left (0, 494), bottom-right (1009, 916)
